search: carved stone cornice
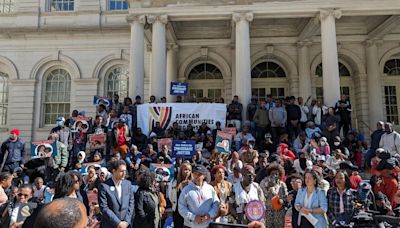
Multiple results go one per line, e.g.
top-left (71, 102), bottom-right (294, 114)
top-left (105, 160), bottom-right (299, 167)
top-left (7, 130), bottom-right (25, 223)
top-left (147, 14), bottom-right (168, 24)
top-left (319, 9), bottom-right (342, 21)
top-left (232, 12), bottom-right (253, 23)
top-left (126, 15), bottom-right (146, 24)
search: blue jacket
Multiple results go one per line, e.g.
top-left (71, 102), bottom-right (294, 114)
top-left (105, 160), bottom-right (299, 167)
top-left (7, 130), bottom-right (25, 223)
top-left (98, 178), bottom-right (135, 228)
top-left (0, 138), bottom-right (26, 165)
top-left (294, 187), bottom-right (328, 228)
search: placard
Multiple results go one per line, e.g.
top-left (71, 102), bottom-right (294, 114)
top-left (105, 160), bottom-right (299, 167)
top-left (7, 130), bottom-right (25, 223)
top-left (170, 82), bottom-right (188, 95)
top-left (71, 116), bottom-right (92, 133)
top-left (150, 163), bottom-right (174, 182)
top-left (88, 133), bottom-right (106, 151)
top-left (30, 140), bottom-right (58, 160)
top-left (157, 138), bottom-right (172, 152)
top-left (221, 127), bottom-right (237, 139)
top-left (215, 131), bottom-right (232, 154)
top-left (172, 140), bottom-right (196, 158)
top-left (245, 200), bottom-right (266, 222)
top-left (93, 96), bottom-right (112, 108)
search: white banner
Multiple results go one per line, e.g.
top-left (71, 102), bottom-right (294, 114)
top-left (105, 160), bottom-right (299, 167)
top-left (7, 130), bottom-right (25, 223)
top-left (137, 103), bottom-right (227, 135)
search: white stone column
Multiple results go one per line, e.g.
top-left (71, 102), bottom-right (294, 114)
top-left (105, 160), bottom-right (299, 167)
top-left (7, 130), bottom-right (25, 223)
top-left (233, 12), bottom-right (253, 121)
top-left (366, 40), bottom-right (384, 127)
top-left (148, 15), bottom-right (168, 100)
top-left (320, 9), bottom-right (341, 107)
top-left (127, 15), bottom-right (146, 99)
top-left (297, 41), bottom-right (312, 99)
top-left (166, 44), bottom-right (178, 102)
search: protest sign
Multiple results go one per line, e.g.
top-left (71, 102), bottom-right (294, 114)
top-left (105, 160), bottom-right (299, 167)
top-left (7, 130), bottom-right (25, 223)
top-left (80, 162), bottom-right (102, 175)
top-left (30, 140), bottom-right (57, 159)
top-left (172, 140), bottom-right (196, 158)
top-left (170, 82), bottom-right (188, 95)
top-left (150, 163), bottom-right (174, 182)
top-left (157, 138), bottom-right (172, 152)
top-left (108, 117), bottom-right (119, 131)
top-left (71, 116), bottom-right (92, 133)
top-left (93, 96), bottom-right (112, 108)
top-left (215, 131), bottom-right (232, 154)
top-left (137, 103), bottom-right (226, 135)
top-left (221, 127), bottom-right (237, 139)
top-left (88, 133), bottom-right (106, 151)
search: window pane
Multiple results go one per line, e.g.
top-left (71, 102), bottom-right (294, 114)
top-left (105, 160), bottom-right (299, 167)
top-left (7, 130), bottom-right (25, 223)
top-left (384, 86), bottom-right (399, 125)
top-left (105, 66), bottom-right (129, 99)
top-left (384, 59), bottom-right (400, 76)
top-left (51, 0), bottom-right (74, 11)
top-left (316, 62), bottom-right (351, 77)
top-left (251, 61), bottom-right (286, 78)
top-left (0, 72), bottom-right (8, 125)
top-left (0, 0), bottom-right (14, 13)
top-left (108, 0), bottom-right (128, 10)
top-left (44, 69), bottom-right (71, 125)
top-left (188, 63), bottom-right (223, 80)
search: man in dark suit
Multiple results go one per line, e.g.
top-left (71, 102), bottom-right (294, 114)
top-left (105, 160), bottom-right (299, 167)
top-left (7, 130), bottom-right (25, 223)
top-left (99, 160), bottom-right (135, 228)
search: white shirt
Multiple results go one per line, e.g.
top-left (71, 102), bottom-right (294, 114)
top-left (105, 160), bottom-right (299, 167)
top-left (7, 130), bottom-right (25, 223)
top-left (338, 189), bottom-right (345, 213)
top-left (304, 191), bottom-right (314, 209)
top-left (112, 178), bottom-right (122, 200)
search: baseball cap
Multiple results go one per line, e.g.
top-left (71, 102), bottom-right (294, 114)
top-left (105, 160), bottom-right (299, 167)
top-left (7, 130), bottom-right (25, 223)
top-left (317, 155), bottom-right (326, 162)
top-left (119, 117), bottom-right (127, 123)
top-left (264, 133), bottom-right (272, 138)
top-left (193, 165), bottom-right (208, 175)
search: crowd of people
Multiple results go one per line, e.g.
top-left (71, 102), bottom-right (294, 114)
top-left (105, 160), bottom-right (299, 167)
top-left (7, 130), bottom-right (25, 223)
top-left (0, 93), bottom-right (399, 228)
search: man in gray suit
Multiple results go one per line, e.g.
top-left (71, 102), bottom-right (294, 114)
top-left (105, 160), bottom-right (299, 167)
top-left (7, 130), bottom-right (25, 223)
top-left (99, 160), bottom-right (135, 228)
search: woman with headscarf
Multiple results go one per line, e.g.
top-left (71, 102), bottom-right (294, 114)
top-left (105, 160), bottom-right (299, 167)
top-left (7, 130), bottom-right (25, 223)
top-left (260, 164), bottom-right (288, 228)
top-left (210, 164), bottom-right (232, 223)
top-left (134, 171), bottom-right (161, 228)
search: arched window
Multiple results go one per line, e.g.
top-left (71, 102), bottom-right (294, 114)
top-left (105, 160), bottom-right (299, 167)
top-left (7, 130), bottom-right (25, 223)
top-left (188, 63), bottom-right (223, 80)
top-left (251, 61), bottom-right (286, 78)
top-left (43, 69), bottom-right (71, 125)
top-left (315, 62), bottom-right (351, 77)
top-left (384, 59), bottom-right (400, 76)
top-left (106, 66), bottom-right (129, 98)
top-left (0, 72), bottom-right (9, 125)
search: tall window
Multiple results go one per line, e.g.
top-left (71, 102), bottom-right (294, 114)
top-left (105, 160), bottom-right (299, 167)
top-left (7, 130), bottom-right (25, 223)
top-left (106, 66), bottom-right (129, 99)
top-left (384, 86), bottom-right (399, 124)
top-left (0, 72), bottom-right (8, 125)
top-left (252, 88), bottom-right (285, 101)
top-left (50, 0), bottom-right (74, 11)
top-left (315, 62), bottom-right (351, 77)
top-left (0, 0), bottom-right (14, 13)
top-left (384, 59), bottom-right (400, 76)
top-left (188, 63), bottom-right (223, 80)
top-left (251, 61), bottom-right (286, 78)
top-left (44, 69), bottom-right (71, 125)
top-left (108, 0), bottom-right (128, 10)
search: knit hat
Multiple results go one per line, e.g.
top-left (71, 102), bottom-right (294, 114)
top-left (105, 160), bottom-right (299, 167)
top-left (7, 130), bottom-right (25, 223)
top-left (10, 128), bottom-right (20, 136)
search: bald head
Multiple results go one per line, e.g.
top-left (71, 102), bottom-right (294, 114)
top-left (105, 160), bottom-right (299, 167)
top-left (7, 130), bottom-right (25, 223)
top-left (34, 198), bottom-right (87, 228)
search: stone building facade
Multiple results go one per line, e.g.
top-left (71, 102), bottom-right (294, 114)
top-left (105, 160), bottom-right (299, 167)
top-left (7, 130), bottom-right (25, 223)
top-left (0, 0), bottom-right (399, 141)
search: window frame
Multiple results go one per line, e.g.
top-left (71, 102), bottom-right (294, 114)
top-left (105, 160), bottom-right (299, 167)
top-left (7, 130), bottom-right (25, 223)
top-left (104, 65), bottom-right (129, 99)
top-left (107, 0), bottom-right (128, 11)
top-left (188, 63), bottom-right (223, 80)
top-left (0, 72), bottom-right (9, 126)
top-left (42, 68), bottom-right (71, 126)
top-left (49, 0), bottom-right (74, 12)
top-left (251, 61), bottom-right (287, 78)
top-left (384, 85), bottom-right (399, 125)
top-left (384, 59), bottom-right (400, 76)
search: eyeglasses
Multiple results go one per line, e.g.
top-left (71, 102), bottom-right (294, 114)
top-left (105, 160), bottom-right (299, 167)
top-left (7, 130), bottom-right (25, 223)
top-left (17, 193), bottom-right (30, 198)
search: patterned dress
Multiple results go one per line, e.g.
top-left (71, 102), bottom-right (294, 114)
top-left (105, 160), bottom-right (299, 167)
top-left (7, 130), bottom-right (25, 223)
top-left (260, 177), bottom-right (288, 228)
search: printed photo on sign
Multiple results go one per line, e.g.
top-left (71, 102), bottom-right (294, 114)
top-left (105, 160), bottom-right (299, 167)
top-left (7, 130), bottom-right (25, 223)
top-left (150, 163), bottom-right (174, 182)
top-left (88, 133), bottom-right (106, 151)
top-left (71, 117), bottom-right (92, 133)
top-left (30, 140), bottom-right (58, 159)
top-left (215, 131), bottom-right (232, 154)
top-left (80, 162), bottom-right (102, 175)
top-left (157, 138), bottom-right (172, 152)
top-left (172, 140), bottom-right (196, 158)
top-left (93, 95), bottom-right (112, 108)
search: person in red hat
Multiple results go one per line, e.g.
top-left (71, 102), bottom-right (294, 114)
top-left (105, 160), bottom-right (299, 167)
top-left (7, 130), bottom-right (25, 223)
top-left (0, 128), bottom-right (26, 173)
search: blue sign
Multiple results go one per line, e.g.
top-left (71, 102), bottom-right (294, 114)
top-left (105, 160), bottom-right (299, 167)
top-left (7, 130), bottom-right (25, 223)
top-left (163, 216), bottom-right (174, 228)
top-left (93, 96), bottom-right (112, 108)
top-left (170, 82), bottom-right (188, 95)
top-left (172, 140), bottom-right (196, 158)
